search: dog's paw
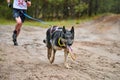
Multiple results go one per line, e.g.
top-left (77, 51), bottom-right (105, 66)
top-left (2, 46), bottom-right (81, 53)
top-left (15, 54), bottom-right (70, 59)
top-left (65, 63), bottom-right (72, 69)
top-left (49, 57), bottom-right (54, 64)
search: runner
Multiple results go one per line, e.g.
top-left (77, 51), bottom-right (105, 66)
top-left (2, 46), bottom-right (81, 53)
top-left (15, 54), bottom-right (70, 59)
top-left (7, 0), bottom-right (31, 46)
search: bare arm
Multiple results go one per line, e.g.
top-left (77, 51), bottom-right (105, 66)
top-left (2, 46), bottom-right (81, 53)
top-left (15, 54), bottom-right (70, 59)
top-left (7, 0), bottom-right (12, 8)
top-left (26, 0), bottom-right (31, 7)
top-left (7, 0), bottom-right (10, 3)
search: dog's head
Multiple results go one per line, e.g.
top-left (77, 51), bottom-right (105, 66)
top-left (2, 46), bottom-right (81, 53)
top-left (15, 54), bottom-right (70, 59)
top-left (61, 26), bottom-right (74, 47)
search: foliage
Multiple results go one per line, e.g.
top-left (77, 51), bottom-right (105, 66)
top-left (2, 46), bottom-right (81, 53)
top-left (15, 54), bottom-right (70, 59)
top-left (74, 1), bottom-right (88, 17)
top-left (0, 0), bottom-right (119, 20)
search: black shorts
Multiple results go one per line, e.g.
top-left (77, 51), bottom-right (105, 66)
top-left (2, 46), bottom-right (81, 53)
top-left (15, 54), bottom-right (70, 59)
top-left (13, 8), bottom-right (26, 22)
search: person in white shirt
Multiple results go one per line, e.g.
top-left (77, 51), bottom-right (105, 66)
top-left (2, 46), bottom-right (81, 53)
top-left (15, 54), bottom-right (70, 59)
top-left (7, 0), bottom-right (31, 46)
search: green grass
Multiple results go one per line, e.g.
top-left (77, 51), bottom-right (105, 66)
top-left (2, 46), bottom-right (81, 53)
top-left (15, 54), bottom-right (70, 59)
top-left (0, 19), bottom-right (15, 25)
top-left (0, 17), bottom-right (93, 28)
top-left (1, 13), bottom-right (116, 28)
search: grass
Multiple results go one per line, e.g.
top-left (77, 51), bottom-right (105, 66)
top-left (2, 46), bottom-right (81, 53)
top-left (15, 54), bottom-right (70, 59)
top-left (0, 13), bottom-right (116, 28)
top-left (0, 19), bottom-right (15, 25)
top-left (0, 17), bottom-right (93, 28)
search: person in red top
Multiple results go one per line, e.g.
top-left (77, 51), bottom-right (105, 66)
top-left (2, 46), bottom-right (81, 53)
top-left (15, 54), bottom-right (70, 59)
top-left (7, 0), bottom-right (31, 46)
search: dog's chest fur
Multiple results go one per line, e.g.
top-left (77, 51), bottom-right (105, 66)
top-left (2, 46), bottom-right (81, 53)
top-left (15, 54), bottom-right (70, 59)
top-left (51, 37), bottom-right (64, 50)
top-left (50, 27), bottom-right (65, 50)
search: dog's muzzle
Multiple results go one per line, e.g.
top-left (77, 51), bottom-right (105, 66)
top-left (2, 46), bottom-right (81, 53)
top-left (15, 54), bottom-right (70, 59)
top-left (67, 39), bottom-right (73, 46)
top-left (60, 38), bottom-right (73, 46)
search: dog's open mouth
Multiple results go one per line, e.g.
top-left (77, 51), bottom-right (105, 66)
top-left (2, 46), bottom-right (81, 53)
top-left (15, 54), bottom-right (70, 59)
top-left (67, 46), bottom-right (76, 61)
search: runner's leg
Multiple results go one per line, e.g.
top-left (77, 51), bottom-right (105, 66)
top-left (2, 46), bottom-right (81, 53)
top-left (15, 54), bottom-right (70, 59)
top-left (12, 9), bottom-right (25, 46)
top-left (12, 17), bottom-right (22, 46)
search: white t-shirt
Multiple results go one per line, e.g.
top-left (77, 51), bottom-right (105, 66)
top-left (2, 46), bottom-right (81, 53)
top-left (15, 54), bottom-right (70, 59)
top-left (13, 0), bottom-right (27, 10)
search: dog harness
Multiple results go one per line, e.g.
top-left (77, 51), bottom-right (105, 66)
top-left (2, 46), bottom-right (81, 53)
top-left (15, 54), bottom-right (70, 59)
top-left (50, 26), bottom-right (66, 47)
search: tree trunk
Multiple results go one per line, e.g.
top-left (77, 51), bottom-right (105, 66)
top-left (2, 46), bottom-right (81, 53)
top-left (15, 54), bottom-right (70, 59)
top-left (88, 0), bottom-right (93, 16)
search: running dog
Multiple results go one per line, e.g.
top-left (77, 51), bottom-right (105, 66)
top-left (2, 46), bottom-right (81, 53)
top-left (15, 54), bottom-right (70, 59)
top-left (43, 26), bottom-right (74, 68)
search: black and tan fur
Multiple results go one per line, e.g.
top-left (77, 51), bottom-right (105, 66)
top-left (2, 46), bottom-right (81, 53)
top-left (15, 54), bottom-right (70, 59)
top-left (43, 26), bottom-right (74, 68)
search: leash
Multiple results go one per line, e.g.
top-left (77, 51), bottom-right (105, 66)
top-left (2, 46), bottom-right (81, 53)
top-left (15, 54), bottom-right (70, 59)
top-left (9, 5), bottom-right (48, 25)
top-left (21, 11), bottom-right (49, 25)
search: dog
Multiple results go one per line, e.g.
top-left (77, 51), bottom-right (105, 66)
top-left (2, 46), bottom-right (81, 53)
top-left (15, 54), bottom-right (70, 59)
top-left (43, 26), bottom-right (74, 68)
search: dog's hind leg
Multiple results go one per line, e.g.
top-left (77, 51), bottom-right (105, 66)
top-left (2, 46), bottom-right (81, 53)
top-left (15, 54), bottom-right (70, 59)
top-left (64, 50), bottom-right (72, 69)
top-left (47, 48), bottom-right (52, 60)
top-left (50, 49), bottom-right (56, 64)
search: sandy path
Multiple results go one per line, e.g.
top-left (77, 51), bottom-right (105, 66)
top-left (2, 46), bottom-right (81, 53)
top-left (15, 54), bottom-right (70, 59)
top-left (0, 14), bottom-right (120, 80)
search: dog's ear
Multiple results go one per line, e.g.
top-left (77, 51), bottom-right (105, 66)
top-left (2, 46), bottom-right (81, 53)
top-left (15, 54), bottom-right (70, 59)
top-left (70, 26), bottom-right (74, 33)
top-left (63, 26), bottom-right (66, 33)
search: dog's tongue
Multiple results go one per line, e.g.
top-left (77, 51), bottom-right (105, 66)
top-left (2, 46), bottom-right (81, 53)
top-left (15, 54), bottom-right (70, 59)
top-left (67, 46), bottom-right (73, 52)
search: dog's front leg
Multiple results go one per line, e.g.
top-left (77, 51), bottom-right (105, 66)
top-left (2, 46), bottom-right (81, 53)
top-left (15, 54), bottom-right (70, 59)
top-left (47, 48), bottom-right (52, 60)
top-left (64, 50), bottom-right (72, 69)
top-left (50, 49), bottom-right (56, 64)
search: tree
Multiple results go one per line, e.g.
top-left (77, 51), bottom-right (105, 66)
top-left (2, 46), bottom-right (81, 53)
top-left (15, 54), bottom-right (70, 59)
top-left (0, 0), bottom-right (119, 20)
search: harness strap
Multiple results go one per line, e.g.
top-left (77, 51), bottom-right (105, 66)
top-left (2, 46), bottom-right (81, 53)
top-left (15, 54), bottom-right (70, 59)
top-left (50, 26), bottom-right (65, 47)
top-left (50, 26), bottom-right (58, 34)
top-left (50, 26), bottom-right (62, 34)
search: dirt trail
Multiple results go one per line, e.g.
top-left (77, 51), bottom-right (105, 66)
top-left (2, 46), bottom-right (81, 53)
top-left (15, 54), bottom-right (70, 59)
top-left (0, 14), bottom-right (120, 80)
